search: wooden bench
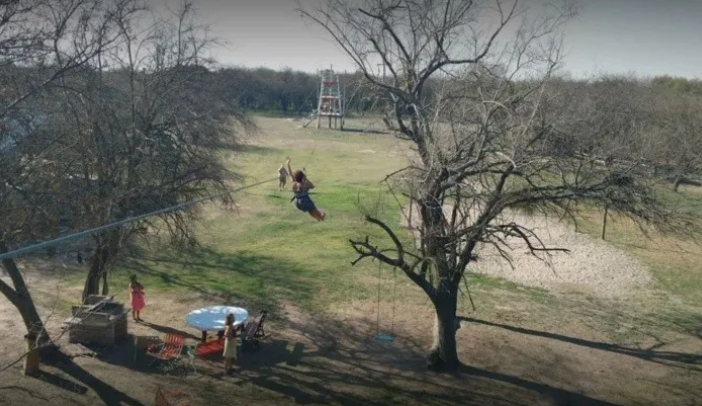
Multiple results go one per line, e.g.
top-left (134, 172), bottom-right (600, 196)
top-left (242, 310), bottom-right (267, 351)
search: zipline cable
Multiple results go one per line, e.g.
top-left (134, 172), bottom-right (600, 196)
top-left (0, 176), bottom-right (279, 261)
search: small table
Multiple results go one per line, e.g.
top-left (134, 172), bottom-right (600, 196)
top-left (185, 306), bottom-right (248, 342)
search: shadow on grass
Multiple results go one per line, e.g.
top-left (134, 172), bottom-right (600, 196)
top-left (137, 321), bottom-right (200, 341)
top-left (120, 247), bottom-right (315, 312)
top-left (81, 334), bottom-right (194, 379)
top-left (33, 370), bottom-right (88, 395)
top-left (207, 141), bottom-right (282, 155)
top-left (216, 312), bottom-right (624, 406)
top-left (237, 144), bottom-right (280, 155)
top-left (0, 384), bottom-right (54, 404)
top-left (459, 316), bottom-right (702, 371)
top-left (340, 127), bottom-right (386, 134)
top-left (44, 351), bottom-right (146, 406)
top-left (605, 240), bottom-right (697, 255)
top-left (46, 250), bottom-right (647, 405)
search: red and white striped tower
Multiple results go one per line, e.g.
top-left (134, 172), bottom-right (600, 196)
top-left (316, 66), bottom-right (344, 129)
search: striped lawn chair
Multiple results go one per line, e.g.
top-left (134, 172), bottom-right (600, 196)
top-left (146, 333), bottom-right (184, 372)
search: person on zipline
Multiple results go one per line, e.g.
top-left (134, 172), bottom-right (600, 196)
top-left (286, 158), bottom-right (325, 221)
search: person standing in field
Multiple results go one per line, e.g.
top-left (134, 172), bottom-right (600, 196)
top-left (129, 275), bottom-right (145, 322)
top-left (278, 164), bottom-right (288, 191)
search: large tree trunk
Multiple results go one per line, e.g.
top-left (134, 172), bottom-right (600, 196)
top-left (674, 176), bottom-right (682, 192)
top-left (83, 246), bottom-right (108, 302)
top-left (427, 285), bottom-right (460, 371)
top-left (101, 271), bottom-right (109, 296)
top-left (82, 230), bottom-right (120, 302)
top-left (82, 243), bottom-right (111, 302)
top-left (0, 247), bottom-right (51, 348)
top-left (15, 294), bottom-right (50, 346)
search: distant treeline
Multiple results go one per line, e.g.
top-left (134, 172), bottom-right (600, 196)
top-left (215, 67), bottom-right (378, 115)
top-left (212, 67), bottom-right (702, 116)
top-left (651, 75), bottom-right (702, 94)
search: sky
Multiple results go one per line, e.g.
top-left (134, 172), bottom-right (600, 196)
top-left (145, 0), bottom-right (702, 79)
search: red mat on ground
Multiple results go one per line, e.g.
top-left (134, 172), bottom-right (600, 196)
top-left (195, 339), bottom-right (223, 357)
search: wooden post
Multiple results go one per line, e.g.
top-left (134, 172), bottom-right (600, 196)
top-left (23, 333), bottom-right (40, 376)
top-left (601, 205), bottom-right (608, 240)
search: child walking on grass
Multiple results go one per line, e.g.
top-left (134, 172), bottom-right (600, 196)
top-left (286, 158), bottom-right (325, 221)
top-left (277, 164), bottom-right (288, 191)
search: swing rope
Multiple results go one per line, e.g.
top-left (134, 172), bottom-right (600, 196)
top-left (374, 257), bottom-right (397, 342)
top-left (375, 259), bottom-right (382, 338)
top-left (302, 147), bottom-right (316, 174)
top-left (390, 265), bottom-right (397, 335)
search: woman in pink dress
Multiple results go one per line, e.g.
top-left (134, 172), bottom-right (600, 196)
top-left (129, 274), bottom-right (145, 321)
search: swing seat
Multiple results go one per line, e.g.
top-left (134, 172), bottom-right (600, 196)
top-left (375, 333), bottom-right (394, 342)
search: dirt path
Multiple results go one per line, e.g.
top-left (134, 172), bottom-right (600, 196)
top-left (400, 204), bottom-right (653, 298)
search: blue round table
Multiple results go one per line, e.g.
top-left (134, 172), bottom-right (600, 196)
top-left (185, 305), bottom-right (248, 342)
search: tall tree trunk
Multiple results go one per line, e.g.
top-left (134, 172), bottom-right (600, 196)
top-left (82, 244), bottom-right (109, 302)
top-left (428, 284), bottom-right (460, 371)
top-left (82, 229), bottom-right (119, 302)
top-left (674, 176), bottom-right (682, 192)
top-left (0, 245), bottom-right (51, 348)
top-left (101, 270), bottom-right (109, 296)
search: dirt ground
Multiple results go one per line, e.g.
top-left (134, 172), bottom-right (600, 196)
top-left (401, 203), bottom-right (653, 299)
top-left (0, 269), bottom-right (700, 406)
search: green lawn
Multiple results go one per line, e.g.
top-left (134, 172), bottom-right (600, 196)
top-left (574, 186), bottom-right (702, 306)
top-left (87, 117), bottom-right (425, 312)
top-left (12, 116), bottom-right (699, 406)
top-left (53, 116), bottom-right (701, 329)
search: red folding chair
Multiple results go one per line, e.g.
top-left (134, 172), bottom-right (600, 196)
top-left (147, 333), bottom-right (184, 372)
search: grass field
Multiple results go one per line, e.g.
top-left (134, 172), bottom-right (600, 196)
top-left (577, 195), bottom-right (702, 307)
top-left (1, 116), bottom-right (701, 406)
top-left (97, 116), bottom-right (421, 310)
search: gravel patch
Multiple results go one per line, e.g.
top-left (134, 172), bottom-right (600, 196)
top-left (401, 205), bottom-right (653, 298)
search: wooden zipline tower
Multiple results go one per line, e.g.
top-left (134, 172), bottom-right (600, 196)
top-left (316, 66), bottom-right (344, 130)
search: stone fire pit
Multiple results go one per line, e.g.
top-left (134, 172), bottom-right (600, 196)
top-left (64, 295), bottom-right (129, 346)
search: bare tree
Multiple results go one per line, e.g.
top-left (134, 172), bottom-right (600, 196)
top-left (646, 87), bottom-right (702, 191)
top-left (41, 1), bottom-right (252, 301)
top-left (300, 0), bottom-right (698, 370)
top-left (0, 0), bottom-right (131, 348)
